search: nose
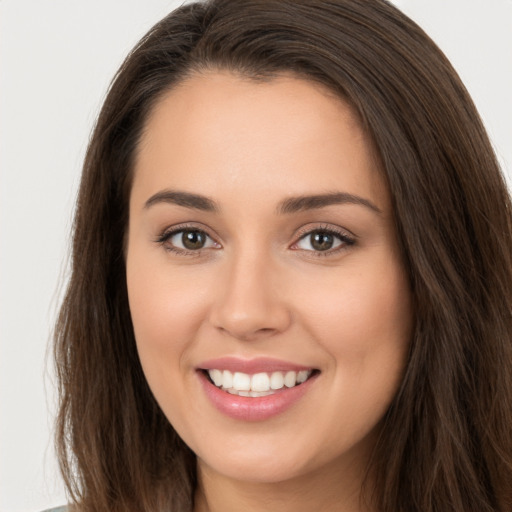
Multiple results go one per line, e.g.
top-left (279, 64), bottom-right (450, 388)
top-left (209, 250), bottom-right (292, 341)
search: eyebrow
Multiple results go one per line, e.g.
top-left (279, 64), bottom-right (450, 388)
top-left (144, 189), bottom-right (381, 215)
top-left (144, 190), bottom-right (219, 212)
top-left (277, 192), bottom-right (382, 215)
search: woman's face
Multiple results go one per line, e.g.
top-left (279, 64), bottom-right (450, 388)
top-left (126, 71), bottom-right (413, 485)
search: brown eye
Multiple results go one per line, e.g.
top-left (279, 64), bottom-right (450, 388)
top-left (294, 228), bottom-right (354, 254)
top-left (310, 232), bottom-right (335, 251)
top-left (165, 229), bottom-right (219, 252)
top-left (181, 230), bottom-right (207, 250)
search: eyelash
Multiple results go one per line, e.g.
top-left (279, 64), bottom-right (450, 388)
top-left (155, 224), bottom-right (356, 257)
top-left (155, 223), bottom-right (218, 257)
top-left (292, 225), bottom-right (356, 257)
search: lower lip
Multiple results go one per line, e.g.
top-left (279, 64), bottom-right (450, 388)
top-left (198, 371), bottom-right (318, 421)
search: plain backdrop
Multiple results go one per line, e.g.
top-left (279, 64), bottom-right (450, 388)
top-left (1, 1), bottom-right (510, 511)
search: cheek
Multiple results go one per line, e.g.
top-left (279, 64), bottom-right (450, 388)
top-left (300, 255), bottom-right (412, 394)
top-left (304, 265), bottom-right (412, 445)
top-left (125, 247), bottom-right (211, 391)
top-left (303, 262), bottom-right (411, 340)
top-left (125, 257), bottom-right (216, 443)
top-left (127, 247), bottom-right (208, 336)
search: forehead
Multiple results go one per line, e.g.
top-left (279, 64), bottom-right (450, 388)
top-left (132, 71), bottom-right (388, 213)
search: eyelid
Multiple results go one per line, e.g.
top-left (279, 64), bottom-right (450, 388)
top-left (155, 222), bottom-right (222, 254)
top-left (290, 224), bottom-right (356, 255)
top-left (293, 223), bottom-right (355, 240)
top-left (154, 222), bottom-right (355, 257)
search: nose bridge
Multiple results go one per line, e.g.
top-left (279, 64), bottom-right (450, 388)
top-left (210, 244), bottom-right (291, 340)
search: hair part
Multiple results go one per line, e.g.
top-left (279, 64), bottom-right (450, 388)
top-left (55, 1), bottom-right (512, 511)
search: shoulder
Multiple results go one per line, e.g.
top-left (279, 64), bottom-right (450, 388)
top-left (41, 507), bottom-right (68, 512)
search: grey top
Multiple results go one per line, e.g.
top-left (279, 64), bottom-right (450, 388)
top-left (42, 507), bottom-right (68, 512)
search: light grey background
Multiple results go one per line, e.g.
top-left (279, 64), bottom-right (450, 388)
top-left (1, 1), bottom-right (510, 511)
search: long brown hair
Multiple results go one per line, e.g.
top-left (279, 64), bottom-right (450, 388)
top-left (54, 1), bottom-right (512, 511)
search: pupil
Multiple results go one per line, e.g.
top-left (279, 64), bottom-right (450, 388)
top-left (311, 232), bottom-right (333, 251)
top-left (182, 230), bottom-right (205, 250)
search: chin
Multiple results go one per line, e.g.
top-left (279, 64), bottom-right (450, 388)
top-left (199, 451), bottom-right (311, 484)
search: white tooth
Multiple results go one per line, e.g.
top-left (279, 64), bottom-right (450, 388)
top-left (250, 390), bottom-right (274, 397)
top-left (284, 371), bottom-right (297, 388)
top-left (270, 371), bottom-right (284, 390)
top-left (238, 391), bottom-right (250, 397)
top-left (222, 370), bottom-right (233, 388)
top-left (227, 388), bottom-right (238, 394)
top-left (233, 372), bottom-right (251, 391)
top-left (209, 369), bottom-right (223, 387)
top-left (251, 372), bottom-right (270, 392)
top-left (297, 370), bottom-right (309, 384)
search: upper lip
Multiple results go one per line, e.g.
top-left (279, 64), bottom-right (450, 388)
top-left (198, 356), bottom-right (316, 374)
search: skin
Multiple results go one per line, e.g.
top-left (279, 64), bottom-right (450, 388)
top-left (126, 71), bottom-right (414, 512)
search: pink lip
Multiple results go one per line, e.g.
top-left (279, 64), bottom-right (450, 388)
top-left (197, 359), bottom-right (319, 422)
top-left (198, 356), bottom-right (314, 374)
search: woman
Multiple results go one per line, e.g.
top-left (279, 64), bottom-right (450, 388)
top-left (53, 0), bottom-right (512, 511)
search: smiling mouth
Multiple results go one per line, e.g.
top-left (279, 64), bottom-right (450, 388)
top-left (202, 368), bottom-right (320, 397)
